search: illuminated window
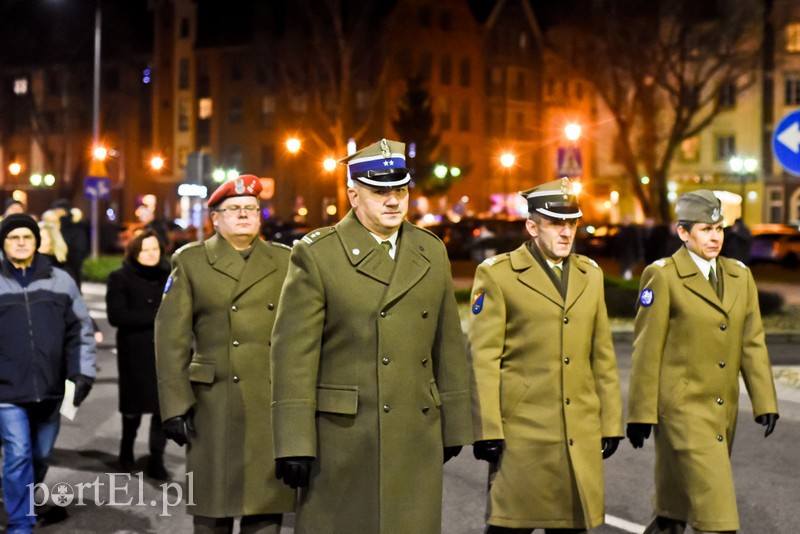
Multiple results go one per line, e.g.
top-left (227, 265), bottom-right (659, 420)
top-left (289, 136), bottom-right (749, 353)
top-left (179, 98), bottom-right (190, 131)
top-left (199, 98), bottom-right (213, 119)
top-left (13, 78), bottom-right (27, 95)
top-left (679, 137), bottom-right (700, 162)
top-left (786, 23), bottom-right (800, 52)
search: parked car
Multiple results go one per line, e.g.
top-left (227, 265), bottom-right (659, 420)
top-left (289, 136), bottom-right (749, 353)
top-left (751, 231), bottom-right (800, 266)
top-left (423, 217), bottom-right (528, 261)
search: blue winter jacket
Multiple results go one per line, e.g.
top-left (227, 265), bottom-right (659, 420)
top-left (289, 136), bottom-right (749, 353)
top-left (0, 254), bottom-right (96, 403)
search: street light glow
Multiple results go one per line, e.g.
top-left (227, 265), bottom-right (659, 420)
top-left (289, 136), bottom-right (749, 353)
top-left (44, 174), bottom-right (55, 186)
top-left (729, 156), bottom-right (743, 173)
top-left (150, 156), bottom-right (165, 171)
top-left (323, 158), bottom-right (337, 172)
top-left (286, 138), bottom-right (301, 154)
top-left (744, 158), bottom-right (758, 173)
top-left (500, 153), bottom-right (516, 168)
top-left (212, 169), bottom-right (227, 183)
top-left (93, 146), bottom-right (108, 161)
top-left (564, 123), bottom-right (582, 142)
top-left (450, 166), bottom-right (461, 177)
top-left (30, 174), bottom-right (42, 186)
top-left (226, 169), bottom-right (239, 181)
top-left (8, 162), bottom-right (21, 175)
top-left (434, 164), bottom-right (448, 179)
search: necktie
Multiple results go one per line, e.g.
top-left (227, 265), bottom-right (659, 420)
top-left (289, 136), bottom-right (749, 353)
top-left (552, 264), bottom-right (562, 280)
top-left (708, 266), bottom-right (719, 297)
top-left (381, 240), bottom-right (393, 259)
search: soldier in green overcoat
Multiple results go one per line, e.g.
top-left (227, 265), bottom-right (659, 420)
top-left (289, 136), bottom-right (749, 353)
top-left (270, 139), bottom-right (473, 534)
top-left (627, 190), bottom-right (779, 533)
top-left (469, 178), bottom-right (623, 533)
top-left (155, 175), bottom-right (295, 532)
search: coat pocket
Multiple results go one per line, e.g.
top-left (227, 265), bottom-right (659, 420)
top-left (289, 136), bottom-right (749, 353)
top-left (316, 384), bottom-right (359, 415)
top-left (188, 360), bottom-right (215, 384)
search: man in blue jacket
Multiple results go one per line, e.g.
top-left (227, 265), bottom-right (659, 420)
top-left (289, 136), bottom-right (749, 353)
top-left (0, 214), bottom-right (96, 533)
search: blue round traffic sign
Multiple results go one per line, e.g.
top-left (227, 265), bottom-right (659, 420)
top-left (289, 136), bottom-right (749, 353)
top-left (773, 110), bottom-right (800, 176)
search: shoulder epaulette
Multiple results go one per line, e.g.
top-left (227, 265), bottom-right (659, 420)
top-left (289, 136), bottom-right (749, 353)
top-left (301, 227), bottom-right (336, 246)
top-left (173, 240), bottom-right (203, 257)
top-left (268, 241), bottom-right (292, 251)
top-left (735, 260), bottom-right (747, 269)
top-left (572, 254), bottom-right (599, 269)
top-left (653, 259), bottom-right (667, 267)
top-left (482, 253), bottom-right (510, 267)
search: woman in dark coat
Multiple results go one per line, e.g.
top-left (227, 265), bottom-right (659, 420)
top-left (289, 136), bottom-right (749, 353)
top-left (106, 230), bottom-right (170, 479)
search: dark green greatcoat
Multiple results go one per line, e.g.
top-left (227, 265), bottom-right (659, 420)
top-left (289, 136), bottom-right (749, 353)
top-left (155, 234), bottom-right (295, 518)
top-left (469, 244), bottom-right (622, 530)
top-left (271, 210), bottom-right (473, 534)
top-left (627, 247), bottom-right (779, 532)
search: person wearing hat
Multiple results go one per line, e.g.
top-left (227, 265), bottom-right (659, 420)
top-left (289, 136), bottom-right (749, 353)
top-left (154, 175), bottom-right (295, 532)
top-left (468, 178), bottom-right (623, 533)
top-left (3, 198), bottom-right (25, 218)
top-left (626, 189), bottom-right (779, 534)
top-left (270, 138), bottom-right (472, 533)
top-left (0, 214), bottom-right (96, 532)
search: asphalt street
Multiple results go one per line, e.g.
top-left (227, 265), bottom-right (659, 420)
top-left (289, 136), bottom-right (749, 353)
top-left (2, 281), bottom-right (798, 533)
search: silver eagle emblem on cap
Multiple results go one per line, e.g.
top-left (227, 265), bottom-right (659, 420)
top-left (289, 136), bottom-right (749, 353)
top-left (380, 139), bottom-right (391, 159)
top-left (711, 208), bottom-right (720, 222)
top-left (234, 179), bottom-right (245, 195)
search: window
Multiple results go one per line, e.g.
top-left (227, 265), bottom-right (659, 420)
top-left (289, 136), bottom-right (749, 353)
top-left (439, 96), bottom-right (451, 130)
top-left (356, 91), bottom-right (369, 110)
top-left (766, 187), bottom-right (783, 223)
top-left (261, 96), bottom-right (275, 127)
top-left (546, 78), bottom-right (555, 96)
top-left (261, 144), bottom-right (276, 168)
top-left (575, 82), bottom-right (583, 101)
top-left (440, 10), bottom-right (452, 31)
top-left (438, 144), bottom-right (450, 163)
top-left (419, 6), bottom-right (431, 27)
top-left (519, 32), bottom-right (528, 51)
top-left (13, 77), bottom-right (28, 95)
top-left (489, 67), bottom-right (503, 95)
top-left (180, 17), bottom-right (190, 39)
top-left (785, 73), bottom-right (800, 105)
top-left (715, 135), bottom-right (735, 161)
top-left (179, 58), bottom-right (189, 89)
top-left (718, 81), bottom-right (736, 109)
top-left (178, 98), bottom-right (190, 131)
top-left (515, 72), bottom-right (525, 99)
top-left (440, 55), bottom-right (452, 85)
top-left (458, 102), bottom-right (470, 132)
top-left (198, 98), bottom-right (213, 119)
top-left (786, 23), bottom-right (800, 53)
top-left (459, 58), bottom-right (470, 87)
top-left (229, 98), bottom-right (242, 123)
top-left (679, 137), bottom-right (700, 162)
top-left (419, 52), bottom-right (432, 82)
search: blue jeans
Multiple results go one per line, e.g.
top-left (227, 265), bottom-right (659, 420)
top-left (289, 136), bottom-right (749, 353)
top-left (0, 401), bottom-right (61, 533)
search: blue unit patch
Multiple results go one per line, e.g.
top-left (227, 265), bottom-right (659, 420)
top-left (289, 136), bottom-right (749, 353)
top-left (164, 276), bottom-right (173, 294)
top-left (639, 288), bottom-right (654, 307)
top-left (472, 291), bottom-right (485, 315)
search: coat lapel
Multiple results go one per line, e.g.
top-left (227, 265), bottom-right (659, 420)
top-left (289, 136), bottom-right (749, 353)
top-left (564, 259), bottom-right (589, 313)
top-left (205, 234), bottom-right (244, 282)
top-left (673, 247), bottom-right (725, 313)
top-left (232, 240), bottom-right (278, 300)
top-left (382, 221), bottom-right (431, 307)
top-left (336, 210), bottom-right (395, 285)
top-left (719, 257), bottom-right (742, 314)
top-left (510, 245), bottom-right (564, 308)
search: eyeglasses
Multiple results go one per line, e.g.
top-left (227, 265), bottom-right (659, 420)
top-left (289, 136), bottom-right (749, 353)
top-left (214, 205), bottom-right (260, 216)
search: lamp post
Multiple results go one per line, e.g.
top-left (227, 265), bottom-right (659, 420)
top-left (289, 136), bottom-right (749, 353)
top-left (729, 156), bottom-right (757, 222)
top-left (89, 0), bottom-right (103, 259)
top-left (499, 152), bottom-right (516, 215)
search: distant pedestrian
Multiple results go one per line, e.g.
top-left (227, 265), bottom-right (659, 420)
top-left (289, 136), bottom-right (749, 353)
top-left (721, 217), bottom-right (752, 264)
top-left (37, 220), bottom-right (71, 277)
top-left (155, 175), bottom-right (294, 532)
top-left (51, 200), bottom-right (90, 289)
top-left (0, 214), bottom-right (96, 533)
top-left (627, 190), bottom-right (779, 533)
top-left (106, 230), bottom-right (170, 479)
top-left (3, 198), bottom-right (25, 218)
top-left (615, 215), bottom-right (643, 280)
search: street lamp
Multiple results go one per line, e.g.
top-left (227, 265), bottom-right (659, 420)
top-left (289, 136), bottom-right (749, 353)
top-left (286, 137), bottom-right (302, 154)
top-left (729, 156), bottom-right (758, 222)
top-left (564, 123), bottom-right (582, 142)
top-left (150, 156), bottom-right (165, 172)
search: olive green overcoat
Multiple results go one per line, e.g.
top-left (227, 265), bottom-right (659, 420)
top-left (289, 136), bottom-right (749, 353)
top-left (271, 210), bottom-right (473, 534)
top-left (155, 234), bottom-right (295, 517)
top-left (469, 244), bottom-right (623, 530)
top-left (627, 247), bottom-right (778, 532)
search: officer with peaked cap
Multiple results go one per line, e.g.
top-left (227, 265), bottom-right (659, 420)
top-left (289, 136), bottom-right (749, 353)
top-left (155, 175), bottom-right (294, 531)
top-left (469, 177), bottom-right (623, 533)
top-left (270, 138), bottom-right (472, 533)
top-left (627, 189), bottom-right (779, 533)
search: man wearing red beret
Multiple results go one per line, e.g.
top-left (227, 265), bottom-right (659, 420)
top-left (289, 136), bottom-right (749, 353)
top-left (155, 175), bottom-right (295, 532)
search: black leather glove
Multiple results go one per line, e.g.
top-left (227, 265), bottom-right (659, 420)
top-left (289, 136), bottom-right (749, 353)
top-left (472, 439), bottom-right (505, 463)
top-left (755, 413), bottom-right (779, 437)
top-left (72, 375), bottom-right (94, 407)
top-left (601, 437), bottom-right (622, 459)
top-left (443, 445), bottom-right (462, 464)
top-left (163, 413), bottom-right (195, 447)
top-left (626, 423), bottom-right (652, 449)
top-left (275, 457), bottom-right (313, 488)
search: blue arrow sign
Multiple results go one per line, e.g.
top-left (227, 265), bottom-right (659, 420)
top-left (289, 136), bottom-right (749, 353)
top-left (84, 177), bottom-right (111, 200)
top-left (773, 110), bottom-right (800, 176)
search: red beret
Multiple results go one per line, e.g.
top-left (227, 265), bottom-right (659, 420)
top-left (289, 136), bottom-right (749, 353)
top-left (207, 175), bottom-right (262, 208)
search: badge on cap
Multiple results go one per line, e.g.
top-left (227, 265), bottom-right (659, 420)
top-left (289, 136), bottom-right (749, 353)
top-left (472, 291), bottom-right (486, 314)
top-left (639, 288), bottom-right (654, 307)
top-left (711, 208), bottom-right (720, 222)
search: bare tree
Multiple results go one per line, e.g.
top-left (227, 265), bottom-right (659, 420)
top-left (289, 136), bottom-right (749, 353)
top-left (547, 0), bottom-right (763, 222)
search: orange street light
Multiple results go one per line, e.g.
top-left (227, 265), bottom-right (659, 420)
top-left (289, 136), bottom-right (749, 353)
top-left (93, 145), bottom-right (108, 160)
top-left (286, 138), bottom-right (301, 154)
top-left (150, 155), bottom-right (165, 171)
top-left (323, 157), bottom-right (337, 172)
top-left (8, 162), bottom-right (21, 175)
top-left (500, 152), bottom-right (516, 168)
top-left (564, 123), bottom-right (582, 142)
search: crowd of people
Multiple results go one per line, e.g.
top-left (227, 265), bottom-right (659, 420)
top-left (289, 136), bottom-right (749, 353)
top-left (0, 139), bottom-right (780, 534)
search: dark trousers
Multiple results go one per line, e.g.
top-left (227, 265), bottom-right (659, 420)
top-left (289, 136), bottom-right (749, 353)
top-left (643, 515), bottom-right (736, 534)
top-left (193, 514), bottom-right (282, 534)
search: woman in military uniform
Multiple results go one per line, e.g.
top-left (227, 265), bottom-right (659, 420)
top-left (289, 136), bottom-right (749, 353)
top-left (626, 190), bottom-right (779, 534)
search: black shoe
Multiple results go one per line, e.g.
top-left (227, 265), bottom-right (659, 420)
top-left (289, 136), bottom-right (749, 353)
top-left (119, 449), bottom-right (134, 471)
top-left (36, 504), bottom-right (69, 525)
top-left (147, 455), bottom-right (169, 480)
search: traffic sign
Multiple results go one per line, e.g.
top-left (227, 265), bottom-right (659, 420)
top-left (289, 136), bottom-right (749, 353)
top-left (84, 177), bottom-right (111, 200)
top-left (557, 146), bottom-right (582, 177)
top-left (773, 110), bottom-right (800, 176)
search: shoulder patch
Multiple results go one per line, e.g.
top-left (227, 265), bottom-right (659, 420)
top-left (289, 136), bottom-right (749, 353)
top-left (164, 275), bottom-right (174, 294)
top-left (472, 291), bottom-right (486, 314)
top-left (653, 259), bottom-right (666, 267)
top-left (301, 227), bottom-right (336, 246)
top-left (639, 288), bottom-right (654, 307)
top-left (572, 254), bottom-right (599, 269)
top-left (735, 260), bottom-right (746, 269)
